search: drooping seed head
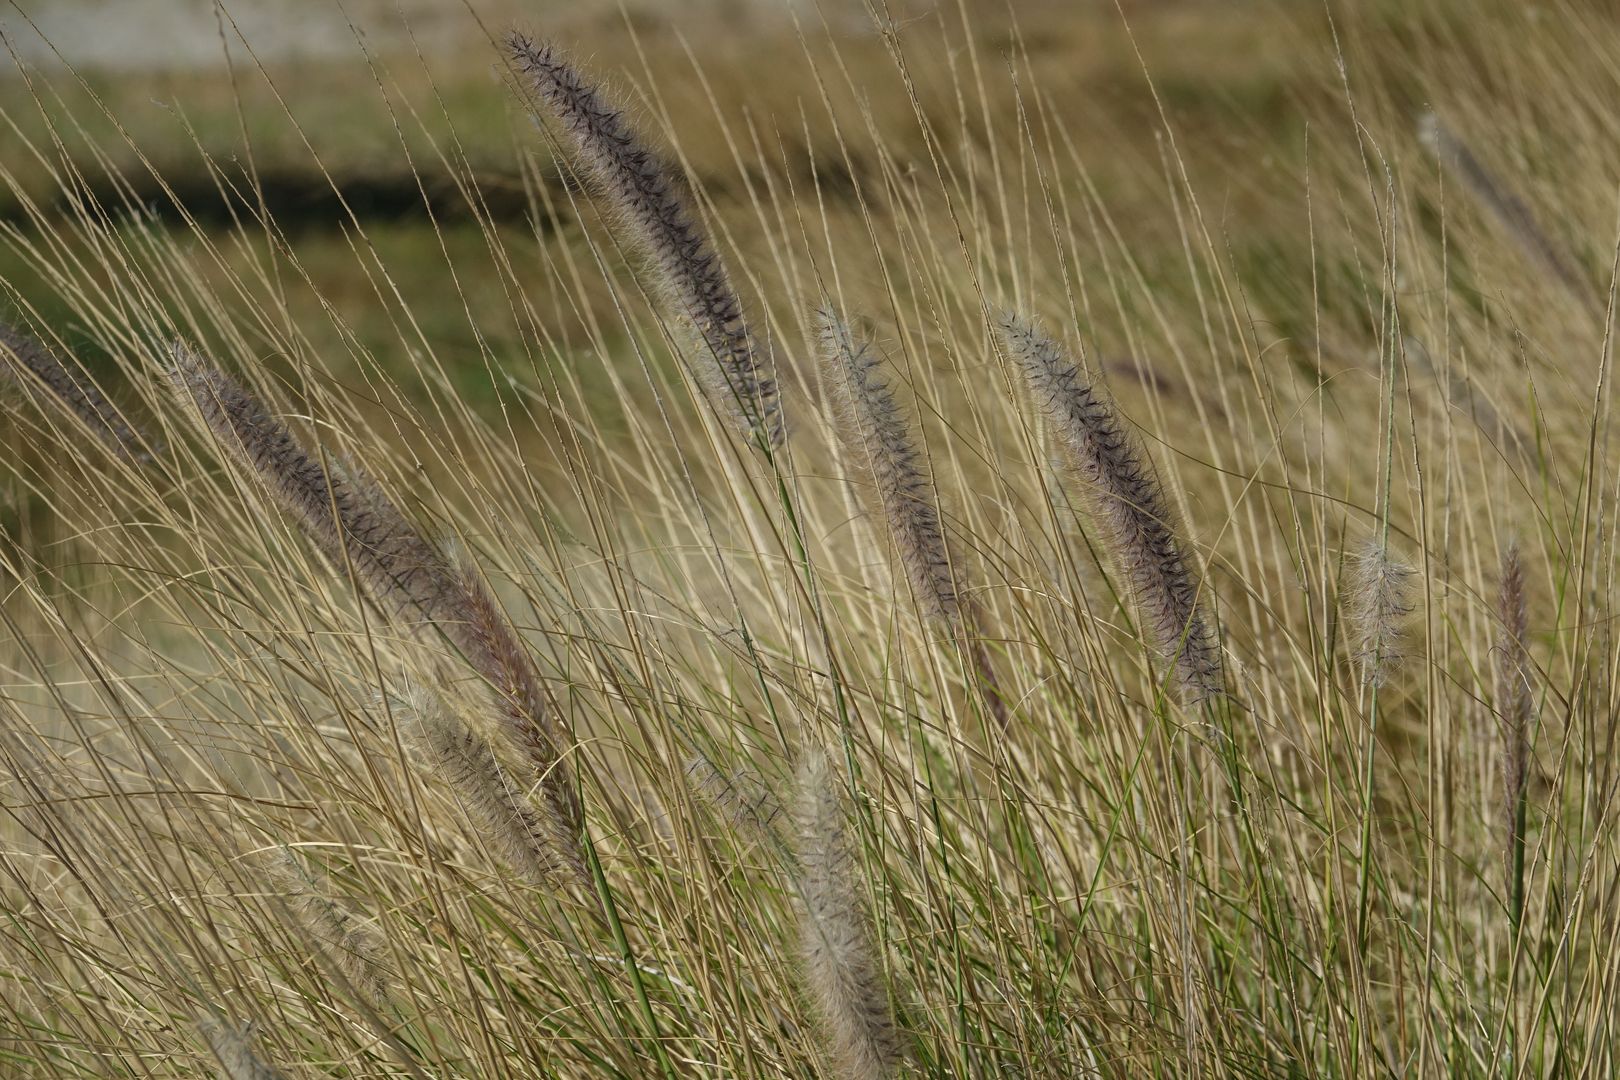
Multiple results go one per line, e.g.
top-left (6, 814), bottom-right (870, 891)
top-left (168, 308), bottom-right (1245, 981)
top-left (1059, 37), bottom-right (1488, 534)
top-left (817, 307), bottom-right (958, 623)
top-left (400, 684), bottom-right (587, 891)
top-left (259, 850), bottom-right (392, 1008)
top-left (507, 34), bottom-right (782, 448)
top-left (999, 312), bottom-right (1221, 703)
top-left (169, 343), bottom-right (581, 835)
top-left (1, 322), bottom-right (154, 460)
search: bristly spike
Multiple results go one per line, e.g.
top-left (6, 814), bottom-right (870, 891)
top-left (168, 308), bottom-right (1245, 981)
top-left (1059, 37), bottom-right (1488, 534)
top-left (1344, 538), bottom-right (1415, 687)
top-left (818, 306), bottom-right (1010, 726)
top-left (999, 312), bottom-right (1221, 704)
top-left (794, 748), bottom-right (905, 1079)
top-left (400, 685), bottom-right (589, 892)
top-left (686, 754), bottom-right (788, 850)
top-left (168, 343), bottom-right (583, 851)
top-left (817, 307), bottom-right (956, 622)
top-left (507, 34), bottom-right (783, 449)
top-left (259, 850), bottom-right (392, 1008)
top-left (197, 1016), bottom-right (286, 1080)
top-left (1, 322), bottom-right (156, 461)
top-left (1495, 542), bottom-right (1532, 926)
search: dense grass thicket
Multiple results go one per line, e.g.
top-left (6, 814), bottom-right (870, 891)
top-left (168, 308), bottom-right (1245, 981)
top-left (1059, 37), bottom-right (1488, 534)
top-left (2, 1), bottom-right (1619, 1075)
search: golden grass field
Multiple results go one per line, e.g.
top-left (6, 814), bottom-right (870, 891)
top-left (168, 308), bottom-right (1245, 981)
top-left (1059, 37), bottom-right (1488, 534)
top-left (1, 0), bottom-right (1618, 1075)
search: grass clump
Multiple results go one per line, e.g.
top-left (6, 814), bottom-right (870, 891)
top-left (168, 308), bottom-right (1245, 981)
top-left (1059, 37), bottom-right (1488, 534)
top-left (0, 2), bottom-right (1613, 1076)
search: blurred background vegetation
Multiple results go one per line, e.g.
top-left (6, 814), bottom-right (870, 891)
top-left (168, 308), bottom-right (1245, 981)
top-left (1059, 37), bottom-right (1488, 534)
top-left (0, 0), bottom-right (1343, 406)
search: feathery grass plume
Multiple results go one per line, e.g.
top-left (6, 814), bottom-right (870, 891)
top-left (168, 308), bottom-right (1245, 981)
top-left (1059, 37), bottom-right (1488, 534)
top-left (1495, 543), bottom-right (1532, 926)
top-left (1418, 111), bottom-right (1591, 305)
top-left (1344, 538), bottom-right (1415, 687)
top-left (817, 307), bottom-right (1009, 726)
top-left (400, 684), bottom-right (588, 890)
top-left (794, 749), bottom-right (904, 1080)
top-left (168, 342), bottom-right (582, 843)
top-left (260, 849), bottom-right (391, 1007)
top-left (0, 322), bottom-right (153, 460)
top-left (686, 754), bottom-right (788, 849)
top-left (818, 308), bottom-right (955, 621)
top-left (507, 34), bottom-right (782, 449)
top-left (999, 313), bottom-right (1221, 704)
top-left (197, 1016), bottom-right (286, 1080)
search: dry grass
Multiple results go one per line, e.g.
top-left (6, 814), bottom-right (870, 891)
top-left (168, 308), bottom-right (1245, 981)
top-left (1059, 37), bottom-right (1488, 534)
top-left (0, 0), bottom-right (1617, 1076)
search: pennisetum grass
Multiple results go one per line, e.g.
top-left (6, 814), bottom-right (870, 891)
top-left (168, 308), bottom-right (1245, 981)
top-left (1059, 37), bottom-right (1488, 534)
top-left (400, 685), bottom-right (588, 890)
top-left (817, 305), bottom-right (1010, 727)
top-left (196, 1016), bottom-right (285, 1080)
top-left (793, 748), bottom-right (904, 1080)
top-left (1495, 542), bottom-right (1532, 934)
top-left (259, 848), bottom-right (393, 1008)
top-left (1344, 537), bottom-right (1415, 687)
top-left (0, 321), bottom-right (151, 459)
top-left (3, 7), bottom-right (1615, 1076)
top-left (998, 312), bottom-right (1221, 704)
top-left (167, 342), bottom-right (585, 871)
top-left (506, 34), bottom-right (783, 450)
top-left (685, 753), bottom-right (788, 850)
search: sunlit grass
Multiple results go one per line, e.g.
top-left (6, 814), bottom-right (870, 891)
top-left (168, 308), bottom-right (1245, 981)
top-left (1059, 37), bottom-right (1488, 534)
top-left (1, 0), bottom-right (1617, 1076)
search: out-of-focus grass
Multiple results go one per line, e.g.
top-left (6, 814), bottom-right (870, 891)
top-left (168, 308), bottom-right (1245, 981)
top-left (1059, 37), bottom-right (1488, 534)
top-left (0, 0), bottom-right (1323, 406)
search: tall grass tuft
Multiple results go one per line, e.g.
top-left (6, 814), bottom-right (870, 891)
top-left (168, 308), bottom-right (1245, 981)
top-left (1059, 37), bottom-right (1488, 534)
top-left (5, 5), bottom-right (1618, 1074)
top-left (999, 312), bottom-right (1221, 704)
top-left (506, 34), bottom-right (783, 449)
top-left (794, 748), bottom-right (904, 1080)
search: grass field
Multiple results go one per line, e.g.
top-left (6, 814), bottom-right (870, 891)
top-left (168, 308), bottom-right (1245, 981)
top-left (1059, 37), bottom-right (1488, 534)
top-left (2, 0), bottom-right (1618, 1076)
